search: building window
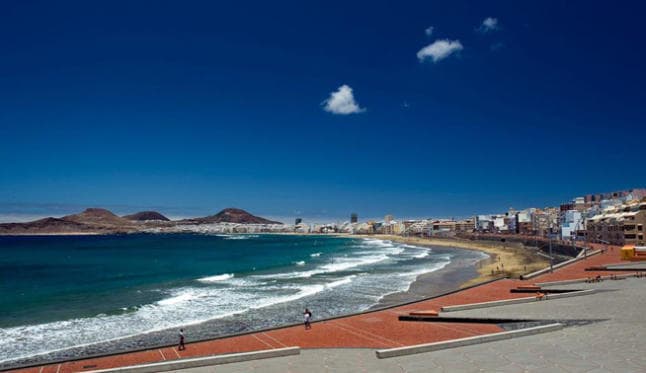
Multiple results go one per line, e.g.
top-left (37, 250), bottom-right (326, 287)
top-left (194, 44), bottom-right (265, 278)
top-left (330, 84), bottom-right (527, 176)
top-left (639, 225), bottom-right (643, 231)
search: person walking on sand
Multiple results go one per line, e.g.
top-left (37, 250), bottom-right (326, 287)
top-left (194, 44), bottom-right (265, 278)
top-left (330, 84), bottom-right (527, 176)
top-left (178, 328), bottom-right (185, 350)
top-left (303, 308), bottom-right (312, 330)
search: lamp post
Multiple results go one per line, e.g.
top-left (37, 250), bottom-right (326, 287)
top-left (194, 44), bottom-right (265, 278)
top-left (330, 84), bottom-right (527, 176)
top-left (549, 235), bottom-right (554, 273)
top-left (572, 214), bottom-right (586, 259)
top-left (549, 224), bottom-right (554, 273)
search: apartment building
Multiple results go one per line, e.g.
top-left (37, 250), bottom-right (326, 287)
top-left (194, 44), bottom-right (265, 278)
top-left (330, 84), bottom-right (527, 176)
top-left (586, 202), bottom-right (646, 245)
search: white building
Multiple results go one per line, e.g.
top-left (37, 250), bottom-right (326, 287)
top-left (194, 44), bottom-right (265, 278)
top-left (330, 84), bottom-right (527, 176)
top-left (560, 210), bottom-right (583, 240)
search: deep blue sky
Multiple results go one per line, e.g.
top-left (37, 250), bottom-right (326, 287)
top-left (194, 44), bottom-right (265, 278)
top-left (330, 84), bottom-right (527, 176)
top-left (1, 1), bottom-right (644, 222)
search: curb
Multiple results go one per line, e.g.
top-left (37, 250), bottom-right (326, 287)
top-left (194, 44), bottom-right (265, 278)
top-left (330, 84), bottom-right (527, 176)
top-left (523, 250), bottom-right (602, 279)
top-left (85, 347), bottom-right (300, 373)
top-left (376, 323), bottom-right (563, 358)
top-left (441, 289), bottom-right (595, 312)
top-left (537, 273), bottom-right (636, 287)
top-left (545, 289), bottom-right (596, 300)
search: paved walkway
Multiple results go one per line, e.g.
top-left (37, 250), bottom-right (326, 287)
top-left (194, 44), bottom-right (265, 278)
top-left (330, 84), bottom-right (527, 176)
top-left (9, 245), bottom-right (640, 373)
top-left (171, 277), bottom-right (646, 372)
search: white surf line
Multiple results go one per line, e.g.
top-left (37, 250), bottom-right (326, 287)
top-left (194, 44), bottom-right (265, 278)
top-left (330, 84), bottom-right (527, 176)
top-left (262, 332), bottom-right (288, 348)
top-left (331, 321), bottom-right (404, 348)
top-left (251, 334), bottom-right (275, 349)
top-left (158, 349), bottom-right (166, 361)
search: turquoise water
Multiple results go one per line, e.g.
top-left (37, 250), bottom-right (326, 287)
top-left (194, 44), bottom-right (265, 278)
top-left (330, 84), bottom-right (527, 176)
top-left (0, 234), bottom-right (354, 327)
top-left (0, 233), bottom-right (477, 363)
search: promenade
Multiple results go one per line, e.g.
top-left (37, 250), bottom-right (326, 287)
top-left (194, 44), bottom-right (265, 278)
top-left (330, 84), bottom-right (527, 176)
top-left (9, 246), bottom-right (644, 373)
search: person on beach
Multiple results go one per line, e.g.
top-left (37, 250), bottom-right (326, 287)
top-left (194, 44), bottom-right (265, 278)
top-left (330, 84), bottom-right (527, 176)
top-left (178, 328), bottom-right (185, 350)
top-left (304, 308), bottom-right (312, 330)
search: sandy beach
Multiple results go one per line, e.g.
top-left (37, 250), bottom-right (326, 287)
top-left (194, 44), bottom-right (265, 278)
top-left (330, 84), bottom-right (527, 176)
top-left (347, 234), bottom-right (549, 290)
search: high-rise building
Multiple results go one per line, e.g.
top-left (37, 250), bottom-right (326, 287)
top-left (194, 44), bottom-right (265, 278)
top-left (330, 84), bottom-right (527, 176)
top-left (384, 214), bottom-right (393, 224)
top-left (350, 213), bottom-right (358, 223)
top-left (295, 218), bottom-right (302, 225)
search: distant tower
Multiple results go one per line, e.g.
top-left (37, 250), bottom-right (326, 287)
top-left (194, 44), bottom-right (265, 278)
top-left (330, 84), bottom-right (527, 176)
top-left (295, 218), bottom-right (302, 225)
top-left (351, 213), bottom-right (358, 223)
top-left (384, 215), bottom-right (394, 224)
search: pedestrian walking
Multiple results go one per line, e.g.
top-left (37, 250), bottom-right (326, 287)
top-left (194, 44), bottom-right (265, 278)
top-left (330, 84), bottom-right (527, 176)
top-left (303, 308), bottom-right (312, 330)
top-left (178, 328), bottom-right (185, 350)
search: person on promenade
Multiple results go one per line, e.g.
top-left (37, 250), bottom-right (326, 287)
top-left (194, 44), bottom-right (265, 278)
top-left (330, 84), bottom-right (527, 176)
top-left (178, 328), bottom-right (185, 350)
top-left (304, 308), bottom-right (312, 330)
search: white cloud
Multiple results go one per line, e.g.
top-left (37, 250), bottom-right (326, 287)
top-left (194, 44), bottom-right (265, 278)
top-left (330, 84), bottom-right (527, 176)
top-left (424, 26), bottom-right (434, 36)
top-left (478, 17), bottom-right (499, 33)
top-left (416, 39), bottom-right (463, 63)
top-left (322, 84), bottom-right (365, 115)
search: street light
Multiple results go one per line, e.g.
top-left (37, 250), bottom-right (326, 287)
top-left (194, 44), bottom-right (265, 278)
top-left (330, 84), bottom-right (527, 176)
top-left (571, 215), bottom-right (586, 259)
top-left (597, 238), bottom-right (610, 254)
top-left (548, 224), bottom-right (554, 273)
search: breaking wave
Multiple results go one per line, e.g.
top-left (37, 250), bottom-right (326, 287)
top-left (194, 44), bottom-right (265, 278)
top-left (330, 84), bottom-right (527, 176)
top-left (197, 273), bottom-right (234, 283)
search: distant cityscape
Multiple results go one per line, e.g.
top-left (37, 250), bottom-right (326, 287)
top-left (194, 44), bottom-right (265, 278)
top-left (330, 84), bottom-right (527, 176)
top-left (2, 189), bottom-right (644, 247)
top-left (297, 188), bottom-right (646, 247)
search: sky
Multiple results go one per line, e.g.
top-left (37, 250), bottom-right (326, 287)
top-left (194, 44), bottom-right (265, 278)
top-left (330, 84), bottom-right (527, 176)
top-left (1, 1), bottom-right (645, 222)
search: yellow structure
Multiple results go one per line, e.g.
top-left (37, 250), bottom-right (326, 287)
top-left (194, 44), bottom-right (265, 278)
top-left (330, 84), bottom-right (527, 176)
top-left (621, 245), bottom-right (646, 261)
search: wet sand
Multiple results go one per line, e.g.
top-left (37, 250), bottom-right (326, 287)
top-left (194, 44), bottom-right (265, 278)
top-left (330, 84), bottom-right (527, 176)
top-left (375, 247), bottom-right (486, 308)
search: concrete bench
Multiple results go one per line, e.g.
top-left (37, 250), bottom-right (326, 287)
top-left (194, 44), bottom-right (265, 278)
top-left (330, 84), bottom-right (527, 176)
top-left (409, 310), bottom-right (439, 317)
top-left (85, 347), bottom-right (300, 373)
top-left (516, 285), bottom-right (542, 291)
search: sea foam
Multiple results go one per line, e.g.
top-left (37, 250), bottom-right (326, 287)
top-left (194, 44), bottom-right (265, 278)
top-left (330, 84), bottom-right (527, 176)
top-left (197, 273), bottom-right (234, 283)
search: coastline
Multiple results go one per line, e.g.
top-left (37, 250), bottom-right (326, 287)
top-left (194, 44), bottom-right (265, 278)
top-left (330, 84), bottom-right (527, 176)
top-left (0, 232), bottom-right (104, 236)
top-left (345, 234), bottom-right (549, 288)
top-left (0, 233), bottom-right (549, 369)
top-left (373, 248), bottom-right (483, 309)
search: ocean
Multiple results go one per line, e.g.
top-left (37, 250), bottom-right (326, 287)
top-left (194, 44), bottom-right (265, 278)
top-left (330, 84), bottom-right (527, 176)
top-left (0, 233), bottom-right (484, 366)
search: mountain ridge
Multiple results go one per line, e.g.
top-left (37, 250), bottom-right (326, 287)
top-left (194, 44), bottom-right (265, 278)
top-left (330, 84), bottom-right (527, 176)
top-left (0, 207), bottom-right (282, 235)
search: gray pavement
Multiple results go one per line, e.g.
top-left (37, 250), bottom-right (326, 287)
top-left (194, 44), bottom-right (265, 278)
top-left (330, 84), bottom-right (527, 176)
top-left (171, 277), bottom-right (646, 372)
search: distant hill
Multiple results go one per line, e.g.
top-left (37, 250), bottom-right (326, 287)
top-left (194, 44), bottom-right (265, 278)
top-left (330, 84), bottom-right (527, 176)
top-left (0, 217), bottom-right (92, 235)
top-left (123, 211), bottom-right (170, 221)
top-left (62, 208), bottom-right (132, 227)
top-left (0, 207), bottom-right (281, 235)
top-left (0, 207), bottom-right (142, 234)
top-left (183, 208), bottom-right (282, 225)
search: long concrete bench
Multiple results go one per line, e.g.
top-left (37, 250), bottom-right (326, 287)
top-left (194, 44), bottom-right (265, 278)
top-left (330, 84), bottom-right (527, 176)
top-left (523, 249), bottom-right (602, 280)
top-left (536, 273), bottom-right (636, 287)
top-left (440, 289), bottom-right (596, 312)
top-left (376, 323), bottom-right (563, 358)
top-left (85, 347), bottom-right (300, 373)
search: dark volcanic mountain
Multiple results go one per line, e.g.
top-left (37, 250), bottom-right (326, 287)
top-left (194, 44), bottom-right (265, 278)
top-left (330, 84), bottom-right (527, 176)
top-left (183, 208), bottom-right (282, 225)
top-left (122, 211), bottom-right (170, 221)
